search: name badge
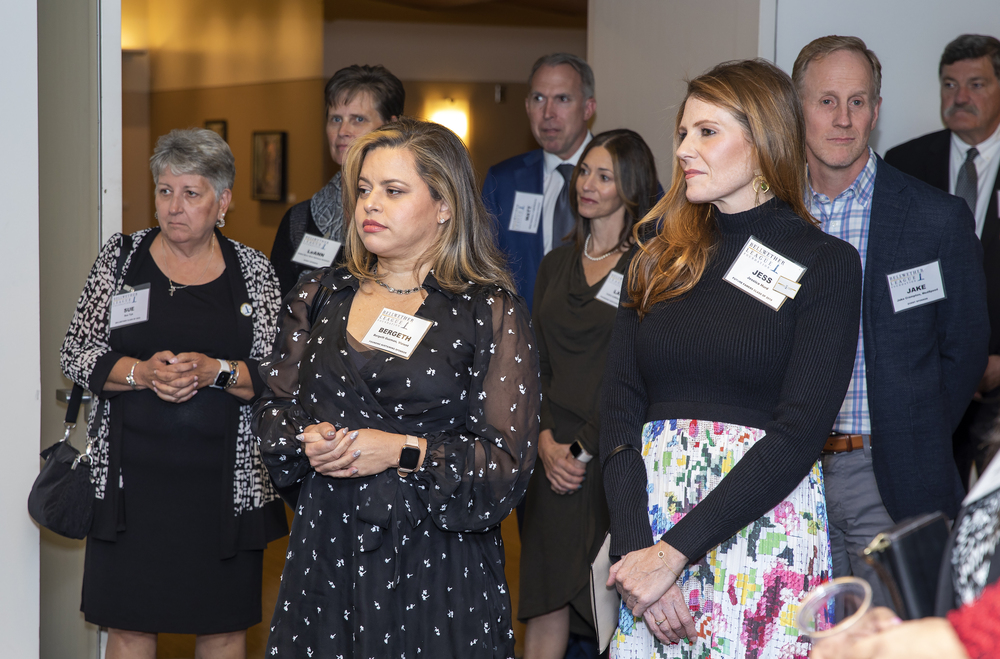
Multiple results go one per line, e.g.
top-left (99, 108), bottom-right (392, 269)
top-left (595, 271), bottom-right (624, 307)
top-left (723, 236), bottom-right (806, 311)
top-left (508, 191), bottom-right (543, 234)
top-left (361, 308), bottom-right (434, 359)
top-left (887, 260), bottom-right (946, 313)
top-left (110, 283), bottom-right (151, 329)
top-left (292, 234), bottom-right (341, 268)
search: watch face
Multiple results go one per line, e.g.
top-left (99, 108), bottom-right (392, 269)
top-left (398, 445), bottom-right (420, 471)
top-left (214, 370), bottom-right (232, 388)
top-left (569, 441), bottom-right (583, 458)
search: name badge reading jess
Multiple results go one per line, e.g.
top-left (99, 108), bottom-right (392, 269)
top-left (595, 271), bottom-right (624, 307)
top-left (110, 283), bottom-right (151, 329)
top-left (887, 260), bottom-right (946, 313)
top-left (723, 236), bottom-right (806, 311)
top-left (508, 191), bottom-right (544, 234)
top-left (361, 308), bottom-right (434, 359)
top-left (292, 234), bottom-right (341, 268)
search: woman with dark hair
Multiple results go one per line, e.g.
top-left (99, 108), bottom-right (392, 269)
top-left (518, 129), bottom-right (659, 659)
top-left (253, 117), bottom-right (539, 658)
top-left (600, 59), bottom-right (862, 659)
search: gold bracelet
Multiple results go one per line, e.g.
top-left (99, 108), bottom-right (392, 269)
top-left (657, 549), bottom-right (682, 581)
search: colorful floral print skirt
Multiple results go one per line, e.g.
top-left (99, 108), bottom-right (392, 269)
top-left (610, 419), bottom-right (831, 659)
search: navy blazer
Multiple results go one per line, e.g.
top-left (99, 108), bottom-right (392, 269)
top-left (885, 129), bottom-right (1000, 354)
top-left (864, 157), bottom-right (989, 521)
top-left (482, 149), bottom-right (546, 310)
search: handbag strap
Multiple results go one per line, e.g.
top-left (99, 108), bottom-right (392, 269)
top-left (65, 384), bottom-right (84, 425)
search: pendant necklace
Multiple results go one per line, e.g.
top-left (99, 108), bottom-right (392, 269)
top-left (372, 265), bottom-right (424, 295)
top-left (161, 235), bottom-right (216, 296)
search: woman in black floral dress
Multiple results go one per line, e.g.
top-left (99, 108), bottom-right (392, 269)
top-left (253, 117), bottom-right (540, 658)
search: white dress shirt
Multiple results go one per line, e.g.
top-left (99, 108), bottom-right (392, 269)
top-left (540, 133), bottom-right (592, 254)
top-left (949, 120), bottom-right (1000, 238)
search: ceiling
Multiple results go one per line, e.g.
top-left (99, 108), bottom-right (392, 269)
top-left (324, 0), bottom-right (587, 28)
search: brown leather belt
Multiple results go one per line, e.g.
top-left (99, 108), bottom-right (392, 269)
top-left (823, 433), bottom-right (868, 454)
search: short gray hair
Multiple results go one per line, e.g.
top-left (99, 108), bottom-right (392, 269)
top-left (940, 34), bottom-right (1000, 79)
top-left (150, 128), bottom-right (235, 199)
top-left (529, 52), bottom-right (595, 100)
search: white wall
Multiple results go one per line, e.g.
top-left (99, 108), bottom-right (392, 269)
top-left (0, 0), bottom-right (41, 655)
top-left (772, 0), bottom-right (1000, 154)
top-left (325, 20), bottom-right (587, 83)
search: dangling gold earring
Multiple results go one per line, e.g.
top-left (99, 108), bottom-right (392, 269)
top-left (752, 175), bottom-right (770, 206)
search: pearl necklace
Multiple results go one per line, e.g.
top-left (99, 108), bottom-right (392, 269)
top-left (372, 267), bottom-right (424, 295)
top-left (583, 234), bottom-right (619, 262)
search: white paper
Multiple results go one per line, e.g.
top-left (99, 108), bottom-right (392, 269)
top-left (508, 191), bottom-right (544, 234)
top-left (110, 284), bottom-right (151, 329)
top-left (723, 236), bottom-right (807, 311)
top-left (292, 234), bottom-right (341, 268)
top-left (360, 308), bottom-right (433, 359)
top-left (595, 271), bottom-right (624, 307)
top-left (886, 260), bottom-right (946, 313)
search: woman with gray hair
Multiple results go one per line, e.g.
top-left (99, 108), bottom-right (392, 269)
top-left (60, 128), bottom-right (287, 658)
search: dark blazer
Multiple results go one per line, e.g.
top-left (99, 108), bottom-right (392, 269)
top-left (885, 129), bottom-right (1000, 354)
top-left (482, 149), bottom-right (546, 310)
top-left (865, 157), bottom-right (989, 521)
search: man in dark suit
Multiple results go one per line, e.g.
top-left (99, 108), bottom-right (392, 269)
top-left (793, 36), bottom-right (989, 608)
top-left (885, 35), bottom-right (1000, 488)
top-left (482, 53), bottom-right (595, 310)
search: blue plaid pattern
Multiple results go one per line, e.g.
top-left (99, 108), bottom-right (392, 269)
top-left (808, 149), bottom-right (876, 434)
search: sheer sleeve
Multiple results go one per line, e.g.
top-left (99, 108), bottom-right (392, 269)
top-left (414, 289), bottom-right (541, 532)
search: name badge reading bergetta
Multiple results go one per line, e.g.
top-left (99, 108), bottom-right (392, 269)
top-left (361, 308), bottom-right (434, 359)
top-left (508, 191), bottom-right (543, 234)
top-left (723, 236), bottom-right (806, 311)
top-left (887, 260), bottom-right (946, 313)
top-left (292, 234), bottom-right (341, 268)
top-left (110, 283), bottom-right (151, 329)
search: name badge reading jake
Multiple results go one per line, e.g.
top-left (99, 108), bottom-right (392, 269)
top-left (887, 260), bottom-right (946, 313)
top-left (723, 236), bottom-right (806, 311)
top-left (508, 191), bottom-right (544, 234)
top-left (361, 308), bottom-right (434, 359)
top-left (110, 283), bottom-right (151, 329)
top-left (595, 271), bottom-right (624, 307)
top-left (292, 234), bottom-right (341, 269)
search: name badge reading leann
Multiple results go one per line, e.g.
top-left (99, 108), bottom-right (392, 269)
top-left (595, 271), bottom-right (624, 307)
top-left (508, 191), bottom-right (544, 234)
top-left (361, 308), bottom-right (434, 359)
top-left (887, 260), bottom-right (946, 313)
top-left (292, 234), bottom-right (341, 268)
top-left (110, 283), bottom-right (151, 329)
top-left (723, 236), bottom-right (806, 311)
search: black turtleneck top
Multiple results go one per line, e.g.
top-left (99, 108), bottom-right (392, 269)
top-left (600, 198), bottom-right (862, 561)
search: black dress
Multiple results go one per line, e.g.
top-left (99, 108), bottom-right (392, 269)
top-left (518, 244), bottom-right (620, 633)
top-left (253, 268), bottom-right (540, 658)
top-left (82, 254), bottom-right (263, 634)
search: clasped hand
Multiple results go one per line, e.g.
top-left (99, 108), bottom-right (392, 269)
top-left (138, 350), bottom-right (219, 403)
top-left (608, 541), bottom-right (697, 644)
top-left (537, 429), bottom-right (586, 494)
top-left (299, 424), bottom-right (401, 478)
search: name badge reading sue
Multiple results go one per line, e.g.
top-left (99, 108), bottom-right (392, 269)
top-left (595, 271), bottom-right (624, 307)
top-left (361, 308), bottom-right (434, 359)
top-left (292, 234), bottom-right (341, 268)
top-left (508, 191), bottom-right (543, 234)
top-left (110, 283), bottom-right (151, 329)
top-left (723, 236), bottom-right (806, 311)
top-left (887, 260), bottom-right (946, 313)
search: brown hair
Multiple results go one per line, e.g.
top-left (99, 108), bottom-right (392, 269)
top-left (340, 117), bottom-right (514, 294)
top-left (566, 129), bottom-right (659, 252)
top-left (627, 59), bottom-right (814, 318)
top-left (324, 64), bottom-right (405, 122)
top-left (792, 35), bottom-right (883, 101)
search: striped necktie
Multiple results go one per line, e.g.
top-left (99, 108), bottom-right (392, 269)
top-left (955, 147), bottom-right (979, 214)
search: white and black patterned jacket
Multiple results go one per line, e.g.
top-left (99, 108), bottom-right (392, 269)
top-left (60, 229), bottom-right (283, 540)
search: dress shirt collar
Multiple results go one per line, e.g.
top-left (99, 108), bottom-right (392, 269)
top-left (951, 119), bottom-right (1000, 165)
top-left (808, 147), bottom-right (878, 208)
top-left (543, 132), bottom-right (593, 177)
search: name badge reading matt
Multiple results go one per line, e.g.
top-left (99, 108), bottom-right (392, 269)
top-left (292, 234), bottom-right (341, 268)
top-left (361, 308), bottom-right (434, 359)
top-left (887, 260), bottom-right (946, 313)
top-left (110, 283), bottom-right (151, 329)
top-left (508, 191), bottom-right (544, 234)
top-left (595, 271), bottom-right (624, 307)
top-left (723, 236), bottom-right (806, 311)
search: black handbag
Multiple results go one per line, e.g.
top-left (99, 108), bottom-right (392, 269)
top-left (28, 384), bottom-right (99, 539)
top-left (862, 511), bottom-right (951, 620)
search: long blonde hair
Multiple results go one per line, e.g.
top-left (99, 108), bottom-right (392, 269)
top-left (340, 117), bottom-right (514, 294)
top-left (627, 59), bottom-right (815, 318)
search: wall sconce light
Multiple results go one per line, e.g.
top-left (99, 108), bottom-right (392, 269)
top-left (426, 97), bottom-right (470, 142)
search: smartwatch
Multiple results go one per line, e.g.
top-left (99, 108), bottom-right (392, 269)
top-left (570, 440), bottom-right (593, 463)
top-left (211, 359), bottom-right (235, 389)
top-left (397, 435), bottom-right (421, 477)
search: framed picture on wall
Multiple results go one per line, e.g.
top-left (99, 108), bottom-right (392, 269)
top-left (252, 131), bottom-right (287, 202)
top-left (204, 119), bottom-right (227, 142)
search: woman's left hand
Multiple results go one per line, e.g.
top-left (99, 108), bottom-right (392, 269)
top-left (321, 429), bottom-right (427, 479)
top-left (149, 351), bottom-right (217, 394)
top-left (642, 583), bottom-right (698, 644)
top-left (608, 541), bottom-right (688, 617)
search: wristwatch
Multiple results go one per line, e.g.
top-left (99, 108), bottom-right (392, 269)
top-left (211, 359), bottom-right (239, 389)
top-left (397, 435), bottom-right (421, 478)
top-left (570, 440), bottom-right (593, 463)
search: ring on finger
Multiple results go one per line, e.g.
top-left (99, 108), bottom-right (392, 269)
top-left (654, 618), bottom-right (666, 625)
